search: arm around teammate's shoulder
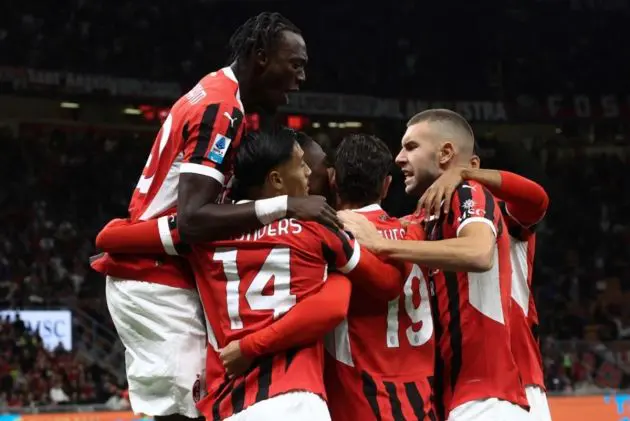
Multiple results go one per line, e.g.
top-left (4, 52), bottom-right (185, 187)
top-left (177, 181), bottom-right (340, 243)
top-left (340, 183), bottom-right (498, 273)
top-left (176, 100), bottom-right (339, 242)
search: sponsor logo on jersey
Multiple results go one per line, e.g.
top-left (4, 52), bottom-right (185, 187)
top-left (209, 134), bottom-right (232, 164)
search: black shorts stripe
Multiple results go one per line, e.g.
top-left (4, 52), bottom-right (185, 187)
top-left (444, 271), bottom-right (462, 392)
top-left (191, 103), bottom-right (220, 164)
top-left (255, 355), bottom-right (273, 403)
top-left (383, 381), bottom-right (405, 421)
top-left (403, 382), bottom-right (426, 421)
top-left (361, 371), bottom-right (382, 421)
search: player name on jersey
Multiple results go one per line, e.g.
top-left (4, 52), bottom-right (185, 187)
top-left (233, 218), bottom-right (303, 242)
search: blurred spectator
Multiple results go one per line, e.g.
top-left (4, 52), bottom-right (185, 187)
top-left (0, 313), bottom-right (118, 407)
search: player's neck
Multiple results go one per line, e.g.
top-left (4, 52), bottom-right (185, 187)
top-left (337, 200), bottom-right (380, 211)
top-left (230, 61), bottom-right (254, 108)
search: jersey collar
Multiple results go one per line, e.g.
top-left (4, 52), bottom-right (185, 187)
top-left (222, 66), bottom-right (238, 84)
top-left (350, 204), bottom-right (382, 213)
top-left (221, 66), bottom-right (244, 112)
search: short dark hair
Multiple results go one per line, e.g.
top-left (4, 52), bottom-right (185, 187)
top-left (295, 131), bottom-right (314, 149)
top-left (232, 128), bottom-right (297, 200)
top-left (334, 134), bottom-right (392, 206)
top-left (407, 108), bottom-right (474, 137)
top-left (228, 12), bottom-right (301, 63)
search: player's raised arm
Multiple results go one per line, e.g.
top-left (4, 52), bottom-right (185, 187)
top-left (177, 116), bottom-right (339, 243)
top-left (341, 181), bottom-right (498, 273)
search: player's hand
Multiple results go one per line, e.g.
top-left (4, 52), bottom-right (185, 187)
top-left (287, 195), bottom-right (342, 230)
top-left (418, 167), bottom-right (465, 218)
top-left (219, 340), bottom-right (252, 378)
top-left (338, 211), bottom-right (382, 251)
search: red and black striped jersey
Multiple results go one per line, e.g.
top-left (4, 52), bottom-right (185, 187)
top-left (189, 217), bottom-right (361, 420)
top-left (424, 181), bottom-right (527, 417)
top-left (325, 204), bottom-right (436, 421)
top-left (500, 201), bottom-right (545, 390)
top-left (93, 67), bottom-right (245, 289)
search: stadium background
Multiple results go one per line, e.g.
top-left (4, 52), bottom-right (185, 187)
top-left (1, 0), bottom-right (630, 419)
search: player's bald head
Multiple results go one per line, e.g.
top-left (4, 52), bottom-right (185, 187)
top-left (406, 109), bottom-right (475, 159)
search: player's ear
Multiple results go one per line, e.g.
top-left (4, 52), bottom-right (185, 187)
top-left (439, 141), bottom-right (455, 166)
top-left (470, 155), bottom-right (481, 169)
top-left (380, 175), bottom-right (392, 201)
top-left (328, 168), bottom-right (337, 190)
top-left (267, 169), bottom-right (284, 192)
top-left (255, 48), bottom-right (268, 69)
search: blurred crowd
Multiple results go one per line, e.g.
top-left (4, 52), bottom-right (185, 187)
top-left (0, 315), bottom-right (129, 410)
top-left (1, 0), bottom-right (629, 98)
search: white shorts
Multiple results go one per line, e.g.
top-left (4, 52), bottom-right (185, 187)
top-left (223, 392), bottom-right (330, 421)
top-left (106, 277), bottom-right (207, 418)
top-left (526, 386), bottom-right (552, 421)
top-left (448, 398), bottom-right (530, 421)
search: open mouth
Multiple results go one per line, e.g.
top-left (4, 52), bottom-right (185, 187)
top-left (284, 87), bottom-right (299, 102)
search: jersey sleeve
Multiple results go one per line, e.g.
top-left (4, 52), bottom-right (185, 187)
top-left (499, 201), bottom-right (537, 241)
top-left (448, 181), bottom-right (499, 238)
top-left (239, 273), bottom-right (352, 359)
top-left (316, 224), bottom-right (404, 300)
top-left (180, 101), bottom-right (245, 186)
top-left (95, 215), bottom-right (187, 255)
top-left (490, 171), bottom-right (549, 229)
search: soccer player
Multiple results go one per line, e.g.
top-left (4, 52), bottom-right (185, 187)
top-left (190, 129), bottom-right (403, 421)
top-left (416, 154), bottom-right (551, 421)
top-left (218, 134), bottom-right (435, 421)
top-left (323, 134), bottom-right (436, 421)
top-left (91, 13), bottom-right (337, 421)
top-left (339, 109), bottom-right (530, 421)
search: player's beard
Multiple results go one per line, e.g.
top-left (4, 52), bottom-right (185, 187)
top-left (406, 169), bottom-right (438, 198)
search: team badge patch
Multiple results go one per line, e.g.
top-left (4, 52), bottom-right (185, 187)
top-left (192, 376), bottom-right (200, 403)
top-left (208, 134), bottom-right (232, 164)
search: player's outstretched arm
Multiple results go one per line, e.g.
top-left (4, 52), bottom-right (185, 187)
top-left (235, 273), bottom-right (352, 361)
top-left (341, 182), bottom-right (498, 273)
top-left (95, 215), bottom-right (184, 255)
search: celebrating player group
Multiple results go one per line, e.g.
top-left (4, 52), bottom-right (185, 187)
top-left (91, 11), bottom-right (552, 421)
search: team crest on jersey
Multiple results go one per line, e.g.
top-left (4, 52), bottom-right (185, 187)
top-left (192, 371), bottom-right (207, 403)
top-left (209, 134), bottom-right (232, 164)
